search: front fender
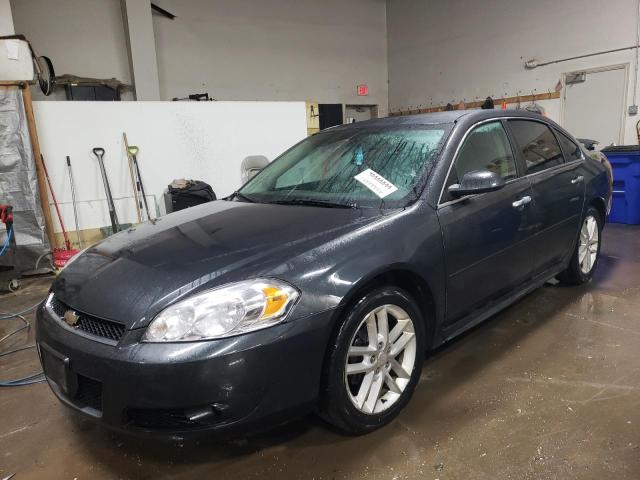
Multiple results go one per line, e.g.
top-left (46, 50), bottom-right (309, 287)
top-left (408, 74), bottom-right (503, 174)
top-left (271, 203), bottom-right (447, 338)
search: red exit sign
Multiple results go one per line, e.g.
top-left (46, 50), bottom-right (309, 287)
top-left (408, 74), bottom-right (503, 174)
top-left (357, 85), bottom-right (369, 96)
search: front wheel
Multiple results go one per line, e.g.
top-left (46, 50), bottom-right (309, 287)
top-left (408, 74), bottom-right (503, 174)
top-left (558, 207), bottom-right (603, 285)
top-left (319, 287), bottom-right (426, 434)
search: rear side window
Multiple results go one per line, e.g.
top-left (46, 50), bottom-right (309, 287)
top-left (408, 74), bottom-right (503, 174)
top-left (556, 130), bottom-right (583, 162)
top-left (509, 120), bottom-right (564, 174)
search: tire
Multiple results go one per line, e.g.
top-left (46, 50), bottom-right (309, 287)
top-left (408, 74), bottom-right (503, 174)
top-left (558, 206), bottom-right (603, 285)
top-left (319, 286), bottom-right (426, 435)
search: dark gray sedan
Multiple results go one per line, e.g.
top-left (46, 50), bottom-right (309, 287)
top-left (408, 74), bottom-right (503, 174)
top-left (36, 110), bottom-right (611, 436)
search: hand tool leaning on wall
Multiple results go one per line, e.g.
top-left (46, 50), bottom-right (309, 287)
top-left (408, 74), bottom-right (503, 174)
top-left (123, 132), bottom-right (142, 223)
top-left (92, 147), bottom-right (120, 234)
top-left (41, 154), bottom-right (79, 268)
top-left (41, 154), bottom-right (71, 250)
top-left (127, 145), bottom-right (152, 221)
top-left (66, 156), bottom-right (82, 248)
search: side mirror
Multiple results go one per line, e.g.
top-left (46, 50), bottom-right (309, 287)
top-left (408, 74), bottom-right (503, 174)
top-left (448, 170), bottom-right (506, 197)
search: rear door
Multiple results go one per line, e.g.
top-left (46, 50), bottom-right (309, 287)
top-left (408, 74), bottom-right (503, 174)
top-left (437, 120), bottom-right (537, 324)
top-left (507, 120), bottom-right (585, 274)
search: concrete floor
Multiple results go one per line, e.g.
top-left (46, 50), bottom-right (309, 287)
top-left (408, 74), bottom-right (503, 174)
top-left (1, 224), bottom-right (639, 480)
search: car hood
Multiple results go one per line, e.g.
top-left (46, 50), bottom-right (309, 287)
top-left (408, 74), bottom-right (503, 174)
top-left (52, 200), bottom-right (384, 328)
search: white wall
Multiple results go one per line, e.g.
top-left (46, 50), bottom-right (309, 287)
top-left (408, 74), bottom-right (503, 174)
top-left (33, 101), bottom-right (307, 232)
top-left (11, 0), bottom-right (388, 112)
top-left (387, 0), bottom-right (640, 143)
top-left (152, 0), bottom-right (388, 113)
top-left (11, 0), bottom-right (131, 100)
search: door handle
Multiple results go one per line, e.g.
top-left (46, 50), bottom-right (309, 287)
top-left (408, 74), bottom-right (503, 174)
top-left (571, 175), bottom-right (584, 184)
top-left (512, 195), bottom-right (532, 209)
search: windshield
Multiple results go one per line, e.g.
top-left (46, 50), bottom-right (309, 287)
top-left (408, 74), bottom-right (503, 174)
top-left (239, 125), bottom-right (448, 208)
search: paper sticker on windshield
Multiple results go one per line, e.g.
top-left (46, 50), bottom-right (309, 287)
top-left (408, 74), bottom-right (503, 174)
top-left (354, 169), bottom-right (398, 198)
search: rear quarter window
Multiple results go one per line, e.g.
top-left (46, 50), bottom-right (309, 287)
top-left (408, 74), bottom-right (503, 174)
top-left (556, 130), bottom-right (583, 162)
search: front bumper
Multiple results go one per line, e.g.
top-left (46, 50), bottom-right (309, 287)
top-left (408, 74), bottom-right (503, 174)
top-left (35, 301), bottom-right (335, 436)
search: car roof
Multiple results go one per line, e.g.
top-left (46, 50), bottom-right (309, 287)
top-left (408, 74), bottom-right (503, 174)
top-left (328, 109), bottom-right (552, 131)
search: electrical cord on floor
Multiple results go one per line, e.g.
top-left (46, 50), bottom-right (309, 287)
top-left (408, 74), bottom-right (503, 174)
top-left (0, 299), bottom-right (47, 387)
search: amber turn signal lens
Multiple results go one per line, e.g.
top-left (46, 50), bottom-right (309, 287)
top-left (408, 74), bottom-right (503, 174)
top-left (262, 286), bottom-right (289, 318)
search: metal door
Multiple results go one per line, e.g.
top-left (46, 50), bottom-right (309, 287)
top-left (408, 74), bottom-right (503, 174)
top-left (563, 66), bottom-right (627, 148)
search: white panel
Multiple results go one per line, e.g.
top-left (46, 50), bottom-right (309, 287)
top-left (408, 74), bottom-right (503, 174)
top-left (33, 101), bottom-right (307, 232)
top-left (0, 40), bottom-right (34, 80)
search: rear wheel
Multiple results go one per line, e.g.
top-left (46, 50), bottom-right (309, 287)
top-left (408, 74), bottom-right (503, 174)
top-left (558, 206), bottom-right (602, 285)
top-left (319, 287), bottom-right (425, 434)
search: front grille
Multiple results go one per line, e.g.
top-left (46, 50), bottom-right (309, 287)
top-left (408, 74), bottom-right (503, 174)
top-left (76, 315), bottom-right (126, 342)
top-left (49, 295), bottom-right (126, 343)
top-left (126, 405), bottom-right (227, 430)
top-left (74, 374), bottom-right (103, 411)
top-left (49, 295), bottom-right (67, 317)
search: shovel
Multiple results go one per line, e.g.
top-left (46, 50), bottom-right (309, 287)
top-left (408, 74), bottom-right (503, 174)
top-left (92, 147), bottom-right (120, 234)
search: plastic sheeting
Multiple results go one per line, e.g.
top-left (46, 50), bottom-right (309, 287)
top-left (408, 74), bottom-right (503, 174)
top-left (0, 87), bottom-right (49, 272)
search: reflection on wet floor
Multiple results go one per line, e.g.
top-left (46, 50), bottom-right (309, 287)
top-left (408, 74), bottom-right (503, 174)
top-left (1, 224), bottom-right (639, 479)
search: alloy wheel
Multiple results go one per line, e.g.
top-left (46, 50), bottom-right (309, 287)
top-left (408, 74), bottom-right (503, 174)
top-left (579, 215), bottom-right (599, 274)
top-left (344, 304), bottom-right (417, 414)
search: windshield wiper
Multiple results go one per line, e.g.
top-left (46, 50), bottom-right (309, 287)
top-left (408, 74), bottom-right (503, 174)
top-left (230, 191), bottom-right (257, 203)
top-left (269, 198), bottom-right (357, 209)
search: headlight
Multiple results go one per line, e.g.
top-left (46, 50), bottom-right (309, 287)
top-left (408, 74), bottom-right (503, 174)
top-left (142, 279), bottom-right (299, 342)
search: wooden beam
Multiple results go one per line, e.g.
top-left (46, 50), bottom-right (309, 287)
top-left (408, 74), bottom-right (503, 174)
top-left (390, 91), bottom-right (561, 117)
top-left (21, 85), bottom-right (57, 248)
top-left (0, 81), bottom-right (28, 87)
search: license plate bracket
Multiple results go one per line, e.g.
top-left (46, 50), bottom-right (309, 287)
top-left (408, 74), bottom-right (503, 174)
top-left (40, 344), bottom-right (77, 397)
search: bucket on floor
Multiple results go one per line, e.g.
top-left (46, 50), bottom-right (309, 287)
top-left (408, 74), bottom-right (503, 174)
top-left (600, 146), bottom-right (640, 224)
top-left (52, 248), bottom-right (79, 269)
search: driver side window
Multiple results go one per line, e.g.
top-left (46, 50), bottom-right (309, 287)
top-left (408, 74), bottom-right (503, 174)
top-left (443, 121), bottom-right (517, 202)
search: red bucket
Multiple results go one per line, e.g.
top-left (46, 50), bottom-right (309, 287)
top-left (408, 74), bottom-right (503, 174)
top-left (52, 248), bottom-right (80, 269)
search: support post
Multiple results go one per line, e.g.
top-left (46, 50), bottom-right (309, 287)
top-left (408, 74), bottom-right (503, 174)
top-left (0, 0), bottom-right (14, 35)
top-left (21, 84), bottom-right (57, 248)
top-left (121, 0), bottom-right (161, 100)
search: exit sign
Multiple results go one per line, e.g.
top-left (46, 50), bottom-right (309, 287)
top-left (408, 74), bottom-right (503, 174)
top-left (357, 85), bottom-right (369, 96)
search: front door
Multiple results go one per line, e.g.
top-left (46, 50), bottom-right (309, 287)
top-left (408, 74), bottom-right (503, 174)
top-left (437, 120), bottom-right (537, 324)
top-left (318, 104), bottom-right (344, 130)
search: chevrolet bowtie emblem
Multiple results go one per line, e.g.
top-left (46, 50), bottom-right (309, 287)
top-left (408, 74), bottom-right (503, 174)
top-left (63, 310), bottom-right (80, 327)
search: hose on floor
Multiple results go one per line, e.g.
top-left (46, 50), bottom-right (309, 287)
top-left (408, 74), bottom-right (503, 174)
top-left (0, 226), bottom-right (12, 257)
top-left (0, 300), bottom-right (46, 387)
top-left (0, 300), bottom-right (42, 320)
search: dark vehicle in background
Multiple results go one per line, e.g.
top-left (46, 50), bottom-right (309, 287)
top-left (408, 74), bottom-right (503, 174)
top-left (36, 110), bottom-right (611, 436)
